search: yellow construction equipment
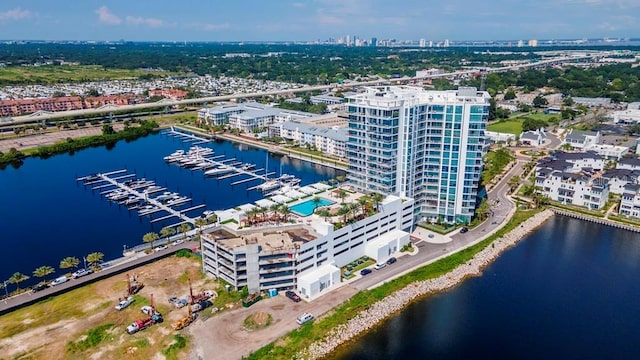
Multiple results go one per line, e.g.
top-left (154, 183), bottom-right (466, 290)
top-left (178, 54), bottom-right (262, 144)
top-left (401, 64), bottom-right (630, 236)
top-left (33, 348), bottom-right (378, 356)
top-left (172, 304), bottom-right (197, 330)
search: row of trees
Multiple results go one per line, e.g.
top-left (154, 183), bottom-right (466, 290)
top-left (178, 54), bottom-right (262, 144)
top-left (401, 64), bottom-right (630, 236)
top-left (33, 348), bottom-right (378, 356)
top-left (2, 252), bottom-right (104, 295)
top-left (142, 223), bottom-right (193, 247)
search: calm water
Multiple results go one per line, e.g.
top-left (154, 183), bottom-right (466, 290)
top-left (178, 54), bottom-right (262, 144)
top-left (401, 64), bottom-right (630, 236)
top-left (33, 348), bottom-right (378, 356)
top-left (335, 215), bottom-right (640, 360)
top-left (0, 132), bottom-right (341, 285)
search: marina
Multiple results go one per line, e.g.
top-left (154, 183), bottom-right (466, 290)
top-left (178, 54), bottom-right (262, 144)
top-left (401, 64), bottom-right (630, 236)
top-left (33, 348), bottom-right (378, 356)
top-left (77, 170), bottom-right (208, 227)
top-left (163, 140), bottom-right (303, 192)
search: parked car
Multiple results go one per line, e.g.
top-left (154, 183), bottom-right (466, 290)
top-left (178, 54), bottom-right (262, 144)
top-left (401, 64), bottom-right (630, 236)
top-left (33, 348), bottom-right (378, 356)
top-left (360, 268), bottom-right (372, 276)
top-left (115, 296), bottom-right (135, 311)
top-left (154, 245), bottom-right (168, 252)
top-left (72, 268), bottom-right (93, 279)
top-left (285, 290), bottom-right (302, 302)
top-left (374, 262), bottom-right (387, 270)
top-left (32, 283), bottom-right (48, 292)
top-left (386, 257), bottom-right (397, 265)
top-left (296, 312), bottom-right (314, 325)
top-left (171, 239), bottom-right (185, 246)
top-left (460, 227), bottom-right (469, 233)
top-left (50, 276), bottom-right (69, 286)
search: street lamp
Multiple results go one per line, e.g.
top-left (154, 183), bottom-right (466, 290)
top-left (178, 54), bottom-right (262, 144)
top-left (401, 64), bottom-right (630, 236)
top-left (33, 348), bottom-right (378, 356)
top-left (3, 281), bottom-right (8, 297)
top-left (83, 257), bottom-right (88, 270)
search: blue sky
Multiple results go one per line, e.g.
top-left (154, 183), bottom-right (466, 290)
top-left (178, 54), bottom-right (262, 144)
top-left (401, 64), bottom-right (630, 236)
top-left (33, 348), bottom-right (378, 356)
top-left (0, 0), bottom-right (638, 41)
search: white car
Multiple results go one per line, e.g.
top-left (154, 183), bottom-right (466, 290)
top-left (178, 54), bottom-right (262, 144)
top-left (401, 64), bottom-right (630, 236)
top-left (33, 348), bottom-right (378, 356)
top-left (50, 276), bottom-right (69, 286)
top-left (115, 297), bottom-right (135, 311)
top-left (154, 245), bottom-right (168, 252)
top-left (374, 262), bottom-right (387, 270)
top-left (296, 312), bottom-right (314, 325)
top-left (171, 239), bottom-right (185, 246)
top-left (72, 268), bottom-right (93, 279)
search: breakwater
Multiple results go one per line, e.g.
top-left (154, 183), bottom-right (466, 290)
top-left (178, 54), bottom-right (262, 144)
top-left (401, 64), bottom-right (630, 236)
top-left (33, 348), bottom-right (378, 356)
top-left (299, 209), bottom-right (555, 360)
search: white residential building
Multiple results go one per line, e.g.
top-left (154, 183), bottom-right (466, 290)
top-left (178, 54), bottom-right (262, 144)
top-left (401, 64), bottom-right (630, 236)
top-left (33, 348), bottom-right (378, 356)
top-left (346, 86), bottom-right (490, 224)
top-left (601, 169), bottom-right (640, 194)
top-left (520, 129), bottom-right (546, 147)
top-left (617, 157), bottom-right (640, 171)
top-left (201, 190), bottom-right (414, 300)
top-left (485, 130), bottom-right (515, 143)
top-left (197, 102), bottom-right (314, 131)
top-left (619, 184), bottom-right (640, 218)
top-left (612, 108), bottom-right (640, 124)
top-left (538, 151), bottom-right (605, 173)
top-left (269, 122), bottom-right (348, 158)
top-left (535, 170), bottom-right (609, 209)
top-left (563, 129), bottom-right (601, 149)
top-left (584, 144), bottom-right (629, 160)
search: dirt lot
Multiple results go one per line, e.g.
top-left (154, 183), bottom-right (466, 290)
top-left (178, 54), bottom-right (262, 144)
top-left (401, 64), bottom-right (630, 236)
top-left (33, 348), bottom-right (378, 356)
top-left (0, 124), bottom-right (125, 153)
top-left (0, 254), bottom-right (208, 360)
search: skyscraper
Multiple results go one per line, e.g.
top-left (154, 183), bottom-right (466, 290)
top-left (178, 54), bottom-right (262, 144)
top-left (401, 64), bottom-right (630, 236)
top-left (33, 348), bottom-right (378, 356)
top-left (371, 37), bottom-right (377, 47)
top-left (419, 38), bottom-right (426, 48)
top-left (346, 86), bottom-right (490, 224)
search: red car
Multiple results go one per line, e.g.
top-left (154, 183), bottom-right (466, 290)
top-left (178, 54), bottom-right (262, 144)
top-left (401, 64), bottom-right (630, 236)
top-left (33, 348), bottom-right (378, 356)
top-left (285, 290), bottom-right (301, 302)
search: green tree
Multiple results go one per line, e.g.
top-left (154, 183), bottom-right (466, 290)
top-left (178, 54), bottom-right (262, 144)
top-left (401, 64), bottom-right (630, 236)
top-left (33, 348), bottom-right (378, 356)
top-left (337, 189), bottom-right (347, 204)
top-left (160, 226), bottom-right (176, 239)
top-left (143, 232), bottom-right (159, 247)
top-left (335, 175), bottom-right (347, 185)
top-left (101, 124), bottom-right (115, 135)
top-left (60, 256), bottom-right (80, 271)
top-left (8, 272), bottom-right (30, 291)
top-left (86, 252), bottom-right (104, 270)
top-left (532, 95), bottom-right (549, 108)
top-left (312, 197), bottom-right (322, 213)
top-left (475, 198), bottom-right (492, 221)
top-left (522, 117), bottom-right (547, 132)
top-left (562, 96), bottom-right (574, 107)
top-left (370, 192), bottom-right (384, 212)
top-left (178, 223), bottom-right (192, 240)
top-left (508, 176), bottom-right (520, 193)
top-left (279, 205), bottom-right (291, 223)
top-left (503, 88), bottom-right (516, 100)
top-left (33, 266), bottom-right (55, 283)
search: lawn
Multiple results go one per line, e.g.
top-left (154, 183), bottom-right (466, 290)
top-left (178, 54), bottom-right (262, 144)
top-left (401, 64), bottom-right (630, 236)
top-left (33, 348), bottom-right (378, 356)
top-left (0, 65), bottom-right (179, 85)
top-left (487, 120), bottom-right (522, 135)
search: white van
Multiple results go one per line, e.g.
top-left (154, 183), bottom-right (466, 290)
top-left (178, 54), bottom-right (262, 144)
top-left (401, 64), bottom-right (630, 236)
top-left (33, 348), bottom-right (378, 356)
top-left (296, 312), bottom-right (314, 325)
top-left (50, 276), bottom-right (69, 286)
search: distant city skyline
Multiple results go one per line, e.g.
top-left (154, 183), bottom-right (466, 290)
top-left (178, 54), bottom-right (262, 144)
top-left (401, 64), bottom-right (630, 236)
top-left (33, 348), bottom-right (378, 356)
top-left (0, 0), bottom-right (639, 42)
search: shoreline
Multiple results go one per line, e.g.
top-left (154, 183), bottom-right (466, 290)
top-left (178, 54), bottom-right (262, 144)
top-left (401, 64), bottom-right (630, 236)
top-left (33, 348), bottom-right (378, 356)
top-left (299, 209), bottom-right (555, 360)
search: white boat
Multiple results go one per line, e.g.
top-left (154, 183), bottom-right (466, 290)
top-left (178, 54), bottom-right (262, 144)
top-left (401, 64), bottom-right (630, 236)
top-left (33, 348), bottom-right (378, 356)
top-left (164, 150), bottom-right (185, 162)
top-left (241, 163), bottom-right (255, 171)
top-left (257, 180), bottom-right (281, 192)
top-left (204, 165), bottom-right (234, 177)
top-left (155, 192), bottom-right (176, 202)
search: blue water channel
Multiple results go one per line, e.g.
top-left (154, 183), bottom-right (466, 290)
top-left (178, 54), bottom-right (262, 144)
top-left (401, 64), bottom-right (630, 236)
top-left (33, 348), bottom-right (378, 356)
top-left (334, 215), bottom-right (640, 359)
top-left (0, 132), bottom-right (342, 286)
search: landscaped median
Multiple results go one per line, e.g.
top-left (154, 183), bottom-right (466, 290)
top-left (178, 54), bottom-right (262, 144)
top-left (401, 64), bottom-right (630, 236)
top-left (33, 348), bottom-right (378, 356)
top-left (246, 208), bottom-right (552, 360)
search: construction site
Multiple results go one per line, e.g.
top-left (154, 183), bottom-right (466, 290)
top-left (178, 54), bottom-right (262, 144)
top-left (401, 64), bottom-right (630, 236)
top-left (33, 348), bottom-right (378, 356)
top-left (0, 254), bottom-right (216, 360)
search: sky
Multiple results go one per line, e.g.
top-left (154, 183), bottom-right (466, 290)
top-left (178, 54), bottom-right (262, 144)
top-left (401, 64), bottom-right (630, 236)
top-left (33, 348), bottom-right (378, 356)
top-left (0, 0), bottom-right (639, 42)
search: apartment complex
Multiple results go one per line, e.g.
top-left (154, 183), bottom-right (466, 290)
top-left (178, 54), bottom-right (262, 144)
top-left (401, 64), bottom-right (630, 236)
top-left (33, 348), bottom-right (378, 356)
top-left (197, 102), bottom-right (313, 132)
top-left (0, 94), bottom-right (142, 117)
top-left (269, 121), bottom-right (348, 158)
top-left (345, 86), bottom-right (490, 224)
top-left (620, 184), bottom-right (640, 218)
top-left (201, 188), bottom-right (413, 300)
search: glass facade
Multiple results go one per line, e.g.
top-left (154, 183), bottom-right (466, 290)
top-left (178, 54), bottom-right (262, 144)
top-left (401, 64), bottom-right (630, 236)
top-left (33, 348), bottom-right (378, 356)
top-left (347, 87), bottom-right (490, 223)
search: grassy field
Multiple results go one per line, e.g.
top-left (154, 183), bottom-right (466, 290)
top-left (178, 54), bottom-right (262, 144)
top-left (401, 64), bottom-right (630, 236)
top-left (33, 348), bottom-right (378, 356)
top-left (487, 120), bottom-right (522, 134)
top-left (247, 208), bottom-right (543, 360)
top-left (0, 65), bottom-right (178, 84)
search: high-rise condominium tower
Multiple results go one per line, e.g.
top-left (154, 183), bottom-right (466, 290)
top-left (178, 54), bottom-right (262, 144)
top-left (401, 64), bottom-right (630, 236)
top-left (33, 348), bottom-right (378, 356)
top-left (346, 86), bottom-right (490, 224)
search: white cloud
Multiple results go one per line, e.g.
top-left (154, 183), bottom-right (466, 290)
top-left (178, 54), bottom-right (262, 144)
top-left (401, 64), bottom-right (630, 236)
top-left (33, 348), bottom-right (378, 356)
top-left (126, 16), bottom-right (163, 28)
top-left (95, 6), bottom-right (121, 25)
top-left (0, 8), bottom-right (32, 21)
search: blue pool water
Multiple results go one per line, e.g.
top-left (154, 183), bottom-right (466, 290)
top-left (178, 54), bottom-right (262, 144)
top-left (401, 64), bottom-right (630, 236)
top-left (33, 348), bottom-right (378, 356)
top-left (290, 197), bottom-right (334, 216)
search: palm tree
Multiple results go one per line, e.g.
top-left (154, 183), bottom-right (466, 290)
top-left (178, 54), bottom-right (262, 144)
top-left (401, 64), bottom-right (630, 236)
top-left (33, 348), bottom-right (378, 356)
top-left (33, 265), bottom-right (55, 283)
top-left (60, 256), bottom-right (80, 272)
top-left (312, 197), bottom-right (322, 213)
top-left (160, 226), bottom-right (176, 245)
top-left (357, 196), bottom-right (370, 218)
top-left (194, 218), bottom-right (207, 232)
top-left (508, 176), bottom-right (520, 193)
top-left (370, 192), bottom-right (384, 212)
top-left (8, 272), bottom-right (30, 292)
top-left (178, 223), bottom-right (192, 240)
top-left (270, 204), bottom-right (281, 223)
top-left (86, 252), bottom-right (104, 270)
top-left (142, 232), bottom-right (159, 248)
top-left (337, 189), bottom-right (347, 204)
top-left (475, 198), bottom-right (492, 221)
top-left (279, 205), bottom-right (291, 223)
top-left (335, 175), bottom-right (347, 186)
top-left (245, 207), bottom-right (258, 225)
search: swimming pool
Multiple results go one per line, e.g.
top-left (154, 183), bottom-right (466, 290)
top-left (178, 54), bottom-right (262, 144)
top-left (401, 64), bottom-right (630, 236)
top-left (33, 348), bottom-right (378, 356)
top-left (290, 197), bottom-right (335, 217)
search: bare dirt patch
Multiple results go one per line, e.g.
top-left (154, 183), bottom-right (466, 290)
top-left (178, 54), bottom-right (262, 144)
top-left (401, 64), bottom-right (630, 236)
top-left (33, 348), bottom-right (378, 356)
top-left (0, 255), bottom-right (206, 360)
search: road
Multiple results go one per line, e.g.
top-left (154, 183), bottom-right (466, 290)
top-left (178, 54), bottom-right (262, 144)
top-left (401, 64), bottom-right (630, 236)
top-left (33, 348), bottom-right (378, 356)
top-left (4, 53), bottom-right (604, 126)
top-left (0, 241), bottom-right (196, 316)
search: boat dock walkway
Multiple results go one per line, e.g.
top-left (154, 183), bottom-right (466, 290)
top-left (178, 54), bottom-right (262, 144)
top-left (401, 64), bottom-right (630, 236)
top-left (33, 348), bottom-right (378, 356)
top-left (77, 170), bottom-right (200, 226)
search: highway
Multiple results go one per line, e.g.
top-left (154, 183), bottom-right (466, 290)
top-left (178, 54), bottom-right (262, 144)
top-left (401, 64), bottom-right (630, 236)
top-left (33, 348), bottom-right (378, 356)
top-left (3, 53), bottom-right (604, 126)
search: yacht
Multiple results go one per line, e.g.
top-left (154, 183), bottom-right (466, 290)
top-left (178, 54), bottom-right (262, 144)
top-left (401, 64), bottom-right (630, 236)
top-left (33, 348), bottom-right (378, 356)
top-left (164, 150), bottom-right (185, 162)
top-left (204, 165), bottom-right (234, 177)
top-left (257, 179), bottom-right (282, 192)
top-left (240, 163), bottom-right (255, 171)
top-left (155, 192), bottom-right (176, 202)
